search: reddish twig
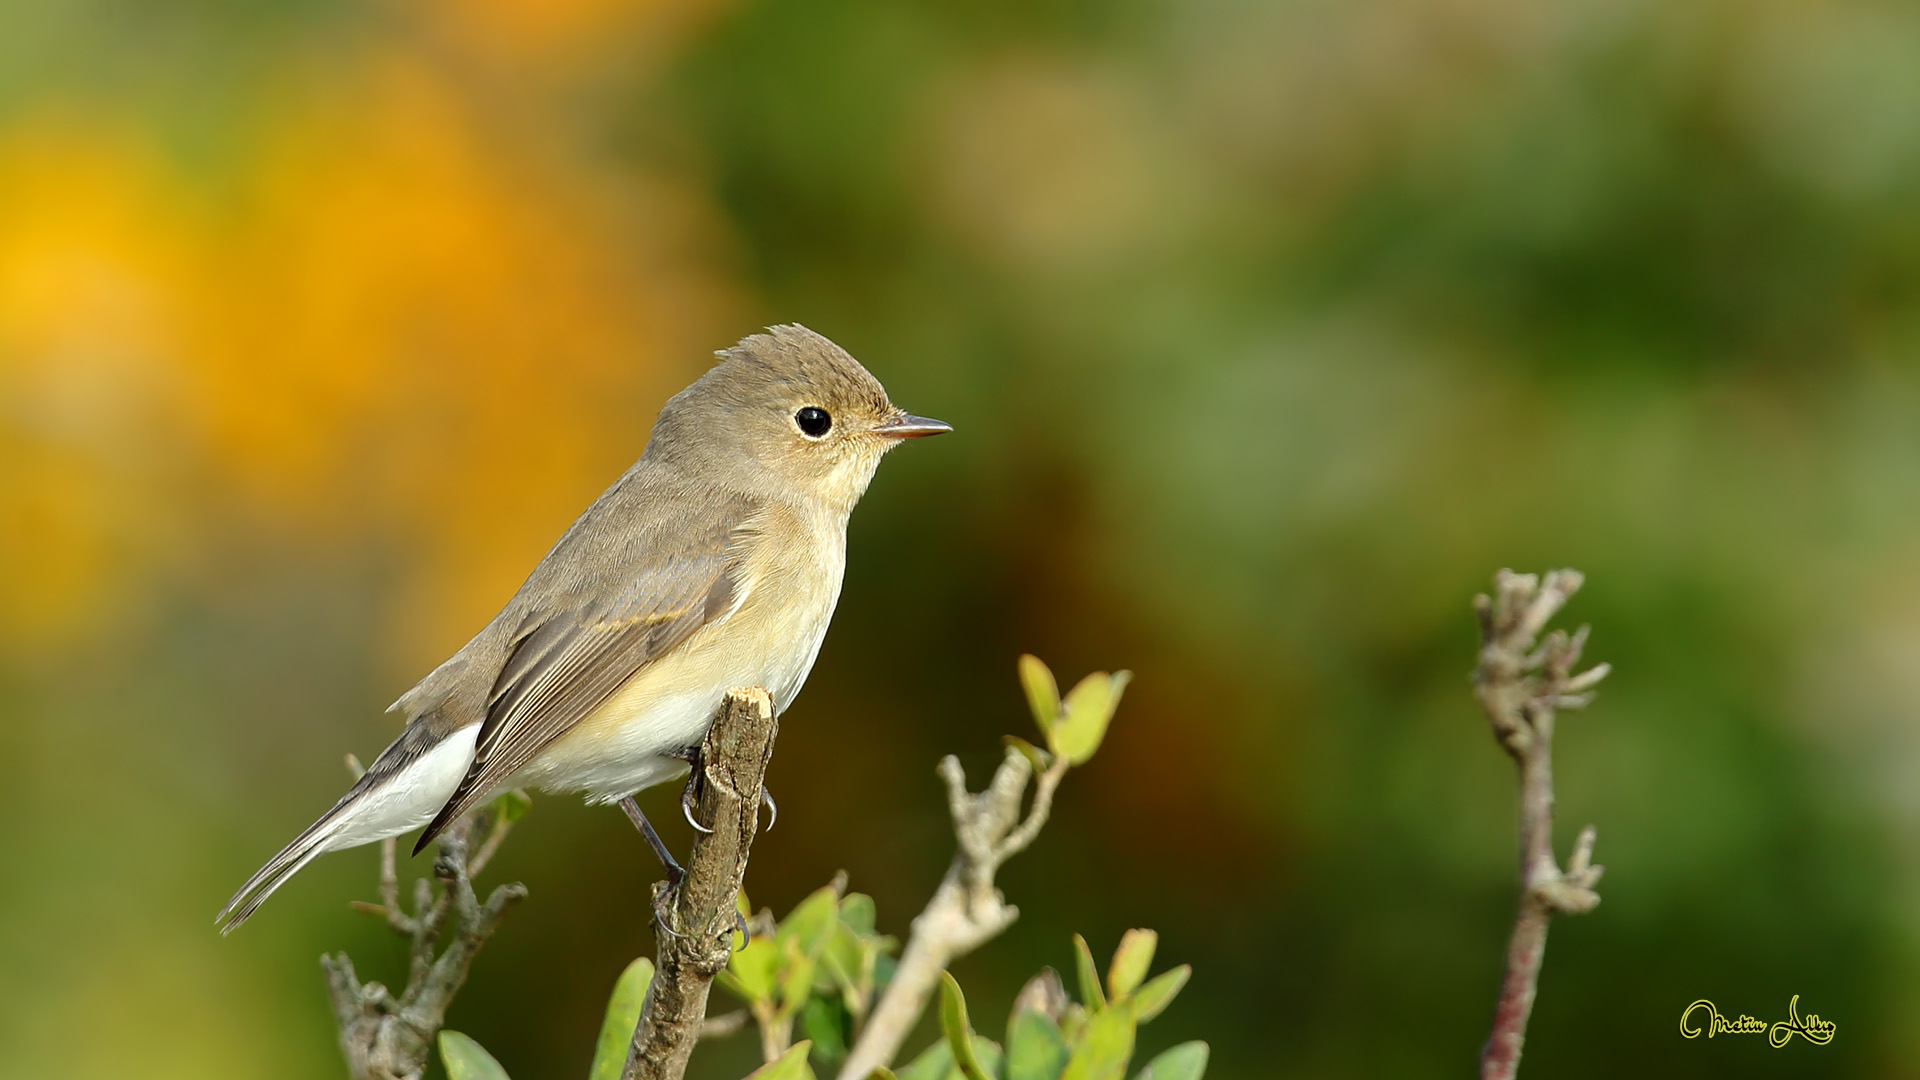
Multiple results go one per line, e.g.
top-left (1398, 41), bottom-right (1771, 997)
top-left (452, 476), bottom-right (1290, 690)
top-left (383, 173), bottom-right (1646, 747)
top-left (1473, 569), bottom-right (1609, 1080)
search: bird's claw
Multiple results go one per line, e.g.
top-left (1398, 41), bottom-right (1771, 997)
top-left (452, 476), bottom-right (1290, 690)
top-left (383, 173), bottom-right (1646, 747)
top-left (682, 782), bottom-right (715, 835)
top-left (759, 786), bottom-right (777, 832)
top-left (672, 745), bottom-right (716, 835)
top-left (651, 879), bottom-right (686, 941)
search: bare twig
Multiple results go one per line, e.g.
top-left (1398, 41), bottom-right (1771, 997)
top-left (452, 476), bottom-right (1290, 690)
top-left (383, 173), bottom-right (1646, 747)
top-left (700, 1009), bottom-right (750, 1040)
top-left (624, 687), bottom-right (780, 1080)
top-left (837, 748), bottom-right (1071, 1080)
top-left (1474, 569), bottom-right (1609, 1080)
top-left (321, 806), bottom-right (529, 1080)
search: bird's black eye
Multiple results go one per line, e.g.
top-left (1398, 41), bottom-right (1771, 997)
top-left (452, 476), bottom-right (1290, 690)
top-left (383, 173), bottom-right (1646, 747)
top-left (794, 406), bottom-right (832, 438)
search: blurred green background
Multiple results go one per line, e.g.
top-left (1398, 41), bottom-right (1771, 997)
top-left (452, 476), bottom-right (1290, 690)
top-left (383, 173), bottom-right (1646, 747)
top-left (2, 0), bottom-right (1917, 1076)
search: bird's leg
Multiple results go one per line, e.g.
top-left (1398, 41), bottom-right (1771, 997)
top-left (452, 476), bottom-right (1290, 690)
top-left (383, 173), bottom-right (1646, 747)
top-left (759, 786), bottom-right (777, 832)
top-left (619, 796), bottom-right (685, 937)
top-left (665, 744), bottom-right (715, 835)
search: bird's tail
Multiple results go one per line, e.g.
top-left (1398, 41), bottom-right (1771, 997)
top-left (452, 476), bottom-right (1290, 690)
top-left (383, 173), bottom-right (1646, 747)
top-left (216, 723), bottom-right (478, 934)
top-left (215, 809), bottom-right (344, 935)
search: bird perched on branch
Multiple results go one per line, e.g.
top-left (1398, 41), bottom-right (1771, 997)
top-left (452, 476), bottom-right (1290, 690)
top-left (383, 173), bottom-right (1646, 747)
top-left (219, 325), bottom-right (949, 932)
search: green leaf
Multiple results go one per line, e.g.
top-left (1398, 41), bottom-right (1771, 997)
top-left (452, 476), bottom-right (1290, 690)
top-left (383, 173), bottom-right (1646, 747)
top-left (1130, 966), bottom-right (1189, 1024)
top-left (891, 1038), bottom-right (1002, 1080)
top-left (970, 1038), bottom-right (1005, 1080)
top-left (1007, 1008), bottom-right (1071, 1080)
top-left (714, 969), bottom-right (751, 1002)
top-left (1106, 930), bottom-right (1156, 1000)
top-left (1133, 1042), bottom-right (1207, 1080)
top-left (1019, 654), bottom-right (1061, 734)
top-left (802, 995), bottom-right (851, 1065)
top-left (1071, 935), bottom-right (1106, 1013)
top-left (938, 972), bottom-right (991, 1080)
top-left (1008, 968), bottom-right (1068, 1027)
top-left (840, 892), bottom-right (878, 935)
top-left (777, 939), bottom-right (820, 1018)
top-left (869, 1071), bottom-right (899, 1080)
top-left (820, 925), bottom-right (862, 996)
top-left (488, 788), bottom-right (533, 823)
top-left (1058, 999), bottom-right (1134, 1080)
top-left (895, 1040), bottom-right (952, 1080)
top-left (1003, 735), bottom-right (1052, 777)
top-left (744, 1040), bottom-right (817, 1080)
top-left (438, 1031), bottom-right (511, 1080)
top-left (724, 935), bottom-right (779, 1003)
top-left (1049, 671), bottom-right (1131, 765)
top-left (588, 958), bottom-right (653, 1080)
top-left (777, 886), bottom-right (843, 957)
top-left (1059, 1004), bottom-right (1088, 1044)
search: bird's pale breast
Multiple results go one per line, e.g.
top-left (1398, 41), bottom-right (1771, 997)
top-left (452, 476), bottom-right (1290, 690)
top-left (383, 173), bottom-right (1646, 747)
top-left (507, 501), bottom-right (845, 802)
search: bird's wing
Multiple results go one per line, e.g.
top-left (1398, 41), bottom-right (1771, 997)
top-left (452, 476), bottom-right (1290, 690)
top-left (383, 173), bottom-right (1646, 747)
top-left (414, 496), bottom-right (751, 851)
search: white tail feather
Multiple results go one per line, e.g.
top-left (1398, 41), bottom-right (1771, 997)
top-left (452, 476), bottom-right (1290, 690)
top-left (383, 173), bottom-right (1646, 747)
top-left (217, 725), bottom-right (479, 933)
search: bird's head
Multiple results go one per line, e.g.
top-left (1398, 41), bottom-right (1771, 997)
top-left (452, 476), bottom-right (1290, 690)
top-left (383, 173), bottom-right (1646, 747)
top-left (646, 324), bottom-right (950, 511)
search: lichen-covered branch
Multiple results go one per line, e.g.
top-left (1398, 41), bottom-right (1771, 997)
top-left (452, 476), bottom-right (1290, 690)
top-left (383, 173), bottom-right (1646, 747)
top-left (624, 687), bottom-right (779, 1080)
top-left (1473, 569), bottom-right (1610, 1080)
top-left (322, 803), bottom-right (528, 1080)
top-left (836, 748), bottom-right (1070, 1080)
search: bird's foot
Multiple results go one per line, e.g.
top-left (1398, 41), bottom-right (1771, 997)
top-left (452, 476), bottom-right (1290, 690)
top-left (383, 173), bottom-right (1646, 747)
top-left (668, 745), bottom-right (716, 835)
top-left (682, 781), bottom-right (714, 835)
top-left (759, 786), bottom-right (777, 832)
top-left (650, 879), bottom-right (686, 940)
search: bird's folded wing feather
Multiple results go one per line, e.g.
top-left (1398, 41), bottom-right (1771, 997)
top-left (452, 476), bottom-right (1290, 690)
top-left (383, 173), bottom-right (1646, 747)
top-left (416, 495), bottom-right (752, 849)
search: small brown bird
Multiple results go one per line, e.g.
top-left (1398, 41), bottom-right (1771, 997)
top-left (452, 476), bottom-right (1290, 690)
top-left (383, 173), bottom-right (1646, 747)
top-left (218, 325), bottom-right (948, 932)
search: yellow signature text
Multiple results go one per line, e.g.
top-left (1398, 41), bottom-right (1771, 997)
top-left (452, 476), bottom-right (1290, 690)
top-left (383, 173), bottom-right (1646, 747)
top-left (1679, 995), bottom-right (1835, 1047)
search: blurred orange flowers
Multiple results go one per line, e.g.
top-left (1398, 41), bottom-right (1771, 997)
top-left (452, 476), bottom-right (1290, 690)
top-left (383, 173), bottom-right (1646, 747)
top-left (0, 0), bottom-right (737, 661)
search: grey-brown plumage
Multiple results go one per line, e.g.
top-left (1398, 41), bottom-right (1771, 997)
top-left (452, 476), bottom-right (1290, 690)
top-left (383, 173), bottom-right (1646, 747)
top-left (217, 325), bottom-right (948, 933)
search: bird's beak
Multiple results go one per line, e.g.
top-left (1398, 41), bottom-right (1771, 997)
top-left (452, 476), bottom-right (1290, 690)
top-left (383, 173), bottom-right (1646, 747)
top-left (876, 413), bottom-right (953, 439)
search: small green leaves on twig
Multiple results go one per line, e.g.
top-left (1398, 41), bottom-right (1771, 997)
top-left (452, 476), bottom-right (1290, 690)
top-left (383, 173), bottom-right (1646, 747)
top-left (1130, 968), bottom-right (1190, 1026)
top-left (837, 657), bottom-right (1133, 1080)
top-left (1104, 931), bottom-right (1154, 1001)
top-left (719, 880), bottom-right (899, 1069)
top-left (939, 974), bottom-right (995, 1080)
top-left (493, 788), bottom-right (533, 822)
top-left (439, 1031), bottom-right (511, 1080)
top-left (1002, 736), bottom-right (1051, 776)
top-left (1132, 1044), bottom-right (1209, 1080)
top-left (1007, 1006), bottom-right (1071, 1080)
top-left (593, 960), bottom-right (656, 1080)
top-left (1020, 656), bottom-right (1131, 766)
top-left (1071, 936), bottom-right (1106, 1013)
top-left (1058, 1000), bottom-right (1133, 1080)
top-left (744, 1041), bottom-right (818, 1080)
top-left (1018, 656), bottom-right (1060, 739)
top-left (896, 931), bottom-right (1199, 1080)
